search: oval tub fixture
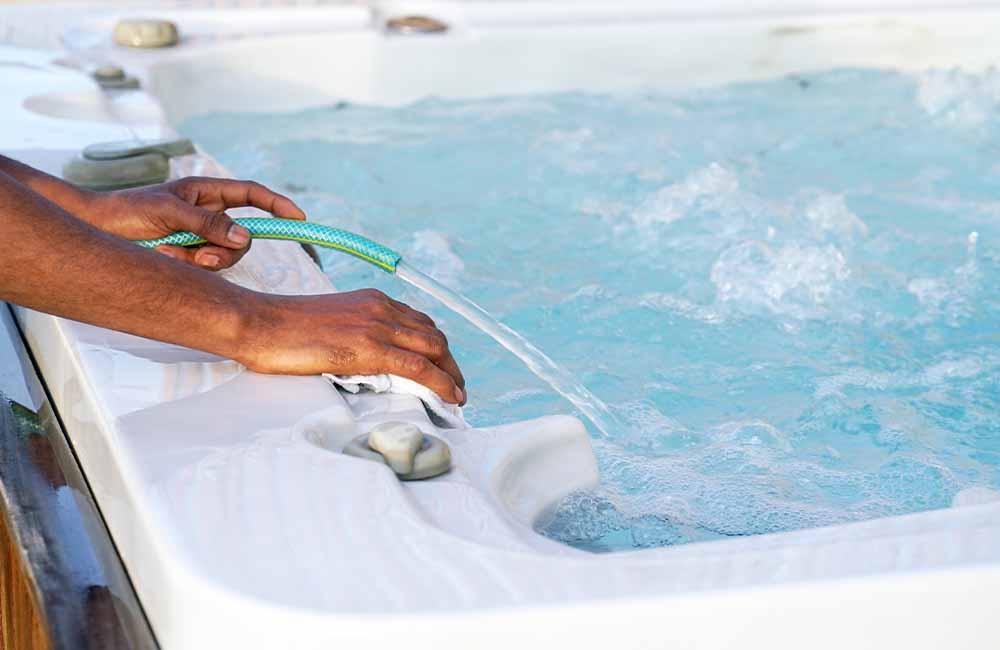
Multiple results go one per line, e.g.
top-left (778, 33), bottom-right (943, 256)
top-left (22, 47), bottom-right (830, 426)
top-left (343, 421), bottom-right (452, 480)
top-left (63, 138), bottom-right (196, 191)
top-left (385, 15), bottom-right (449, 35)
top-left (91, 65), bottom-right (140, 90)
top-left (113, 18), bottom-right (179, 49)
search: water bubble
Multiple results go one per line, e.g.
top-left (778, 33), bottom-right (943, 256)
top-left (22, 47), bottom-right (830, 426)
top-left (711, 241), bottom-right (850, 317)
top-left (802, 192), bottom-right (869, 239)
top-left (633, 163), bottom-right (739, 226)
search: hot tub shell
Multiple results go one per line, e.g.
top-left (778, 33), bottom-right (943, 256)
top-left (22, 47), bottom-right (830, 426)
top-left (1, 3), bottom-right (999, 648)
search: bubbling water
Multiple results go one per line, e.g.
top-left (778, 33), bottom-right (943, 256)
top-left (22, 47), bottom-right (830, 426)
top-left (182, 67), bottom-right (1000, 551)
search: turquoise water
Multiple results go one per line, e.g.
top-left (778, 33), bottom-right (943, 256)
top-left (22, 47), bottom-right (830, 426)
top-left (182, 68), bottom-right (1000, 551)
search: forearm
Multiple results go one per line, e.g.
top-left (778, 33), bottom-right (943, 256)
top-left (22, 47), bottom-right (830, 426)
top-left (0, 170), bottom-right (257, 360)
top-left (0, 154), bottom-right (98, 218)
top-left (0, 166), bottom-right (467, 402)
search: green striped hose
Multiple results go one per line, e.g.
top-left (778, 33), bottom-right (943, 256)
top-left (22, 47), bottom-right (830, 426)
top-left (135, 217), bottom-right (402, 273)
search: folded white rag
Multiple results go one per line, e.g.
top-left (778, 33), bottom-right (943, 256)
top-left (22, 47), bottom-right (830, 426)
top-left (325, 374), bottom-right (468, 429)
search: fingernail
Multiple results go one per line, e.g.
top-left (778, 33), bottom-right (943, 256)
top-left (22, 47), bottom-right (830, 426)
top-left (227, 224), bottom-right (250, 245)
top-left (454, 386), bottom-right (465, 404)
top-left (200, 253), bottom-right (221, 268)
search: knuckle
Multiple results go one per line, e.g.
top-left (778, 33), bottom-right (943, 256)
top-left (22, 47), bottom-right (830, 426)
top-left (370, 322), bottom-right (393, 340)
top-left (426, 332), bottom-right (448, 356)
top-left (357, 328), bottom-right (383, 347)
top-left (368, 297), bottom-right (392, 314)
top-left (200, 211), bottom-right (222, 231)
top-left (174, 177), bottom-right (199, 197)
top-left (399, 353), bottom-right (431, 376)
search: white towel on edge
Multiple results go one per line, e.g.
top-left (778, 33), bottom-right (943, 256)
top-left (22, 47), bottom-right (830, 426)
top-left (325, 374), bottom-right (468, 429)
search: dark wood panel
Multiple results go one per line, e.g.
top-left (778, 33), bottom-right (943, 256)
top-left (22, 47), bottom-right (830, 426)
top-left (0, 305), bottom-right (158, 649)
top-left (0, 500), bottom-right (50, 650)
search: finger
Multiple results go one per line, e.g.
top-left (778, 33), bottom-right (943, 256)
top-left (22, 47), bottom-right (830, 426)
top-left (193, 244), bottom-right (248, 270)
top-left (436, 352), bottom-right (466, 402)
top-left (386, 321), bottom-right (465, 394)
top-left (384, 346), bottom-right (463, 405)
top-left (211, 179), bottom-right (307, 221)
top-left (162, 200), bottom-right (251, 251)
top-left (154, 244), bottom-right (208, 269)
top-left (153, 244), bottom-right (192, 263)
top-left (391, 309), bottom-right (440, 337)
top-left (389, 325), bottom-right (448, 360)
top-left (389, 298), bottom-right (436, 327)
top-left (153, 244), bottom-right (243, 271)
top-left (386, 304), bottom-right (465, 395)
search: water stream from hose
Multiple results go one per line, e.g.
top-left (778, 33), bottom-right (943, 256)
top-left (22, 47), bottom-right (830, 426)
top-left (396, 261), bottom-right (618, 438)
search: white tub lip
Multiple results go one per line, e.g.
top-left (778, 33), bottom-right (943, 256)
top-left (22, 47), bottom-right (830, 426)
top-left (98, 3), bottom-right (1000, 126)
top-left (2, 5), bottom-right (1000, 647)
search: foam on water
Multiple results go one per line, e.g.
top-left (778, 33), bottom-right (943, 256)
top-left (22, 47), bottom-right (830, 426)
top-left (182, 68), bottom-right (1000, 551)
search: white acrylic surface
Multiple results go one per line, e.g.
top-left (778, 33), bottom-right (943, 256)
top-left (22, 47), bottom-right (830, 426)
top-left (2, 3), bottom-right (1000, 647)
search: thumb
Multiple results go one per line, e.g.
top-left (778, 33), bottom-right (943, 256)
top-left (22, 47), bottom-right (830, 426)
top-left (175, 203), bottom-right (251, 250)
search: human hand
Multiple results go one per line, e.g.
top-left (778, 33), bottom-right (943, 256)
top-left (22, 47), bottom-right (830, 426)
top-left (83, 177), bottom-right (306, 270)
top-left (239, 289), bottom-right (467, 404)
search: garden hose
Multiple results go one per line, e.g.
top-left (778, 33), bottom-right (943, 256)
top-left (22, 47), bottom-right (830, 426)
top-left (135, 217), bottom-right (402, 273)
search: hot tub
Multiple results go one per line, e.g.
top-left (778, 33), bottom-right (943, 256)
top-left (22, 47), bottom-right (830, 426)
top-left (1, 3), bottom-right (999, 648)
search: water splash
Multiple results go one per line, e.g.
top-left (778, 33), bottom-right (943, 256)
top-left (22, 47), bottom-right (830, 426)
top-left (396, 261), bottom-right (618, 438)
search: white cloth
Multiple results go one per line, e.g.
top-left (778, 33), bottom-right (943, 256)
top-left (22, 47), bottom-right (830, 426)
top-left (325, 374), bottom-right (468, 429)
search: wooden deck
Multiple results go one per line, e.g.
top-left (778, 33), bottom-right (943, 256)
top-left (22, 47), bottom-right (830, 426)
top-left (1, 500), bottom-right (49, 650)
top-left (0, 306), bottom-right (157, 649)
